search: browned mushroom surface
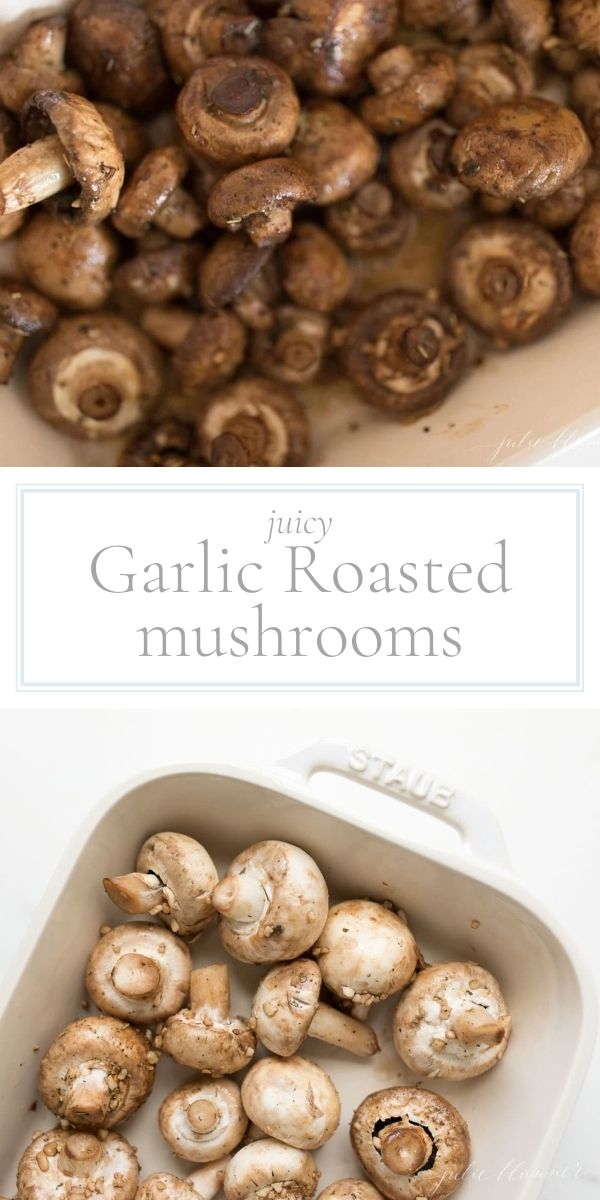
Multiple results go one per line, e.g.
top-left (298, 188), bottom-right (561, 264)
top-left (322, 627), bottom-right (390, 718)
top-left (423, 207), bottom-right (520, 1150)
top-left (570, 191), bottom-right (600, 293)
top-left (68, 0), bottom-right (169, 113)
top-left (120, 417), bottom-right (200, 466)
top-left (113, 241), bottom-right (199, 307)
top-left (142, 304), bottom-right (247, 394)
top-left (558, 0), bottom-right (600, 63)
top-left (19, 212), bottom-right (120, 310)
top-left (291, 102), bottom-right (379, 206)
top-left (389, 119), bottom-right (472, 211)
top-left (523, 170), bottom-right (587, 228)
top-left (162, 963), bottom-right (257, 1073)
top-left (158, 0), bottom-right (262, 81)
top-left (113, 145), bottom-right (201, 239)
top-left (251, 305), bottom-right (329, 383)
top-left (0, 278), bottom-right (57, 384)
top-left (103, 831), bottom-right (218, 939)
top-left (571, 66), bottom-right (600, 159)
top-left (197, 377), bottom-right (310, 465)
top-left (495, 0), bottom-right (553, 59)
top-left (0, 16), bottom-right (82, 115)
top-left (207, 158), bottom-right (316, 245)
top-left (361, 47), bottom-right (456, 136)
top-left (446, 42), bottom-right (535, 128)
top-left (325, 182), bottom-right (415, 255)
top-left (263, 0), bottom-right (398, 96)
top-left (280, 223), bottom-right (351, 313)
top-left (199, 233), bottom-right (273, 310)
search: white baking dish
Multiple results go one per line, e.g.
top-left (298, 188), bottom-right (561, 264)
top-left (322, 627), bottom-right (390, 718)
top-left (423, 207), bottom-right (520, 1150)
top-left (0, 742), bottom-right (596, 1199)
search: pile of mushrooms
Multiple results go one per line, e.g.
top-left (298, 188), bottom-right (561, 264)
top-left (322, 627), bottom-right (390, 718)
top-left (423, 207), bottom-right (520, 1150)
top-left (12, 826), bottom-right (513, 1200)
top-left (0, 0), bottom-right (599, 463)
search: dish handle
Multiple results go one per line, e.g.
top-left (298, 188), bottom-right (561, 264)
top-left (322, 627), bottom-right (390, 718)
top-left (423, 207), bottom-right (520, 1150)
top-left (277, 741), bottom-right (512, 872)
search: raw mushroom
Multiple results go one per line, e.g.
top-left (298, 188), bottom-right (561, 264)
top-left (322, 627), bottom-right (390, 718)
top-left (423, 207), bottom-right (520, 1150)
top-left (360, 46), bottom-right (456, 135)
top-left (199, 233), bottom-right (273, 311)
top-left (313, 900), bottom-right (420, 1018)
top-left (570, 192), bottom-right (600, 293)
top-left (176, 56), bottom-right (300, 166)
top-left (558, 0), bottom-right (600, 63)
top-left (103, 831), bottom-right (218, 940)
top-left (241, 1055), bottom-right (340, 1150)
top-left (0, 16), bottom-right (82, 114)
top-left (113, 145), bottom-right (204, 240)
top-left (318, 1184), bottom-right (382, 1200)
top-left (447, 217), bottom-right (573, 344)
top-left (392, 961), bottom-right (511, 1079)
top-left (68, 0), bottom-right (169, 114)
top-left (0, 90), bottom-right (124, 224)
top-left (495, 0), bottom-right (553, 59)
top-left (250, 306), bottom-right (329, 384)
top-left (94, 104), bottom-right (150, 168)
top-left (251, 959), bottom-right (379, 1058)
top-left (157, 0), bottom-right (262, 81)
top-left (224, 1141), bottom-right (320, 1200)
top-left (0, 279), bottom-right (57, 385)
top-left (339, 292), bottom-right (467, 421)
top-left (159, 1078), bottom-right (248, 1162)
top-left (28, 313), bottom-right (163, 439)
top-left (113, 241), bottom-right (199, 307)
top-left (207, 158), bottom-right (316, 246)
top-left (325, 182), bottom-right (414, 255)
top-left (212, 840), bottom-right (328, 962)
top-left (350, 1086), bottom-right (471, 1200)
top-left (18, 212), bottom-right (120, 310)
top-left (196, 376), bottom-right (309, 466)
top-left (388, 119), bottom-right (471, 211)
top-left (17, 1130), bottom-right (139, 1200)
top-left (85, 921), bottom-right (192, 1025)
top-left (119, 418), bottom-right (200, 467)
top-left (291, 102), bottom-right (379, 206)
top-left (38, 1014), bottom-right (155, 1129)
top-left (523, 171), bottom-right (587, 228)
top-left (451, 98), bottom-right (591, 201)
top-left (446, 42), bottom-right (535, 128)
top-left (162, 963), bottom-right (257, 1073)
top-left (280, 223), bottom-right (351, 313)
top-left (138, 1162), bottom-right (231, 1200)
top-left (263, 0), bottom-right (398, 96)
top-left (141, 305), bottom-right (247, 395)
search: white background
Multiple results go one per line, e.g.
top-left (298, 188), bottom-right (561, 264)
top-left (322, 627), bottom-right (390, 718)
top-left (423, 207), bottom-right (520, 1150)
top-left (1, 707), bottom-right (598, 1199)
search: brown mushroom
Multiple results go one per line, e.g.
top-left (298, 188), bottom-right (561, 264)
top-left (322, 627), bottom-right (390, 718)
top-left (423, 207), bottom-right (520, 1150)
top-left (28, 313), bottom-right (163, 439)
top-left (280, 223), bottom-right (351, 313)
top-left (388, 119), bottom-right (472, 211)
top-left (350, 1087), bottom-right (471, 1200)
top-left (207, 158), bottom-right (316, 246)
top-left (495, 0), bottom-right (553, 59)
top-left (119, 417), bottom-right (200, 466)
top-left (197, 376), bottom-right (309, 465)
top-left (241, 1056), bottom-right (340, 1151)
top-left (0, 16), bottom-right (82, 115)
top-left (162, 963), bottom-right (257, 1074)
top-left (231, 258), bottom-right (280, 330)
top-left (558, 0), bottom-right (600, 63)
top-left (103, 831), bottom-right (218, 940)
top-left (0, 91), bottom-right (124, 224)
top-left (361, 46), bottom-right (456, 136)
top-left (159, 1079), bottom-right (248, 1162)
top-left (199, 232), bottom-right (273, 311)
top-left (38, 1014), bottom-right (155, 1128)
top-left (339, 291), bottom-right (467, 420)
top-left (138, 1163), bottom-right (231, 1200)
top-left (571, 66), bottom-right (600, 161)
top-left (68, 0), bottom-right (169, 114)
top-left (250, 305), bottom-right (329, 384)
top-left (447, 217), bottom-right (573, 343)
top-left (85, 921), bottom-right (192, 1025)
top-left (251, 959), bottom-right (379, 1058)
top-left (325, 181), bottom-right (414, 255)
top-left (263, 0), bottom-right (398, 96)
top-left (318, 1184), bottom-right (382, 1200)
top-left (401, 0), bottom-right (481, 30)
top-left (17, 1130), bottom-right (139, 1200)
top-left (158, 0), bottom-right (262, 81)
top-left (224, 1141), bottom-right (319, 1200)
top-left (440, 0), bottom-right (489, 41)
top-left (0, 278), bottom-right (57, 385)
top-left (176, 56), bottom-right (300, 167)
top-left (446, 42), bottom-right (535, 128)
top-left (291, 102), bottom-right (379, 206)
top-left (141, 304), bottom-right (247, 395)
top-left (113, 145), bottom-right (204, 240)
top-left (570, 191), bottom-right (600, 293)
top-left (313, 900), bottom-right (420, 1018)
top-left (0, 109), bottom-right (23, 239)
top-left (18, 211), bottom-right (120, 310)
top-left (451, 98), bottom-right (591, 201)
top-left (113, 241), bottom-right (199, 307)
top-left (94, 104), bottom-right (150, 168)
top-left (523, 170), bottom-right (587, 227)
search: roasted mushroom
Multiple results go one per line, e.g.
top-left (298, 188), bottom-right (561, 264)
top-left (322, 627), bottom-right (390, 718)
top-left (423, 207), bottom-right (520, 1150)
top-left (318, 1184), bottom-right (382, 1200)
top-left (571, 66), bottom-right (600, 161)
top-left (162, 964), bottom-right (257, 1073)
top-left (339, 292), bottom-right (467, 420)
top-left (388, 119), bottom-right (472, 211)
top-left (119, 417), bottom-right (200, 466)
top-left (313, 900), bottom-right (420, 1018)
top-left (142, 304), bottom-right (247, 394)
top-left (231, 258), bottom-right (280, 330)
top-left (38, 1014), bottom-right (155, 1128)
top-left (138, 1162), bottom-right (231, 1200)
top-left (361, 46), bottom-right (456, 136)
top-left (212, 840), bottom-right (328, 962)
top-left (325, 181), bottom-right (414, 255)
top-left (113, 240), bottom-right (199, 307)
top-left (523, 170), bottom-right (587, 227)
top-left (251, 306), bottom-right (329, 384)
top-left (199, 233), bottom-right (273, 311)
top-left (570, 191), bottom-right (600, 293)
top-left (446, 42), bottom-right (535, 128)
top-left (451, 98), bottom-right (591, 201)
top-left (196, 376), bottom-right (309, 465)
top-left (113, 145), bottom-right (204, 240)
top-left (224, 1141), bottom-right (320, 1200)
top-left (19, 212), bottom-right (120, 310)
top-left (68, 0), bottom-right (169, 114)
top-left (558, 0), bottom-right (600, 63)
top-left (157, 0), bottom-right (261, 81)
top-left (0, 279), bottom-right (57, 385)
top-left (17, 1131), bottom-right (139, 1200)
top-left (0, 16), bottom-right (82, 115)
top-left (495, 0), bottom-right (553, 59)
top-left (160, 1078), bottom-right (248, 1162)
top-left (177, 56), bottom-right (300, 166)
top-left (85, 921), bottom-right (191, 1025)
top-left (263, 0), bottom-right (397, 96)
top-left (208, 158), bottom-right (315, 246)
top-left (103, 831), bottom-right (218, 940)
top-left (94, 103), bottom-right (150, 168)
top-left (28, 313), bottom-right (163, 439)
top-left (447, 217), bottom-right (573, 343)
top-left (401, 0), bottom-right (481, 30)
top-left (280, 223), bottom-right (351, 313)
top-left (351, 1087), bottom-right (471, 1200)
top-left (241, 1056), bottom-right (341, 1150)
top-left (291, 102), bottom-right (379, 206)
top-left (252, 959), bottom-right (379, 1058)
top-left (392, 961), bottom-right (512, 1079)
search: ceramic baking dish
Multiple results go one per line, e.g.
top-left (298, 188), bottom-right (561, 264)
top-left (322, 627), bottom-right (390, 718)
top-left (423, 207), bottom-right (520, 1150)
top-left (0, 742), bottom-right (596, 1199)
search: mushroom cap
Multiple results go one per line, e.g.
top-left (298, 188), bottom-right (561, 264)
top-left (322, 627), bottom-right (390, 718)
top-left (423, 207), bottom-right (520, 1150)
top-left (263, 0), bottom-right (397, 96)
top-left (139, 831), bottom-right (218, 938)
top-left (447, 41), bottom-right (536, 128)
top-left (402, 0), bottom-right (476, 28)
top-left (0, 15), bottom-right (83, 115)
top-left (251, 306), bottom-right (328, 385)
top-left (160, 1078), bottom-right (248, 1162)
top-left (0, 277), bottom-right (57, 335)
top-left (314, 900), bottom-right (420, 1007)
top-left (558, 0), bottom-right (600, 61)
top-left (361, 46), bottom-right (456, 136)
top-left (38, 1014), bottom-right (156, 1129)
top-left (318, 1183), bottom-right (382, 1200)
top-left (325, 182), bottom-right (414, 255)
top-left (113, 241), bottom-right (199, 307)
top-left (392, 961), bottom-right (512, 1080)
top-left (571, 192), bottom-right (600, 294)
top-left (496, 0), bottom-right (553, 59)
top-left (241, 1055), bottom-right (341, 1150)
top-left (94, 104), bottom-right (149, 168)
top-left (119, 417), bottom-right (199, 467)
top-left (214, 840), bottom-right (328, 963)
top-left (207, 158), bottom-right (316, 242)
top-left (339, 291), bottom-right (467, 420)
top-left (173, 310), bottom-right (247, 395)
top-left (451, 98), bottom-right (592, 201)
top-left (351, 1087), bottom-right (471, 1200)
top-left (447, 217), bottom-right (573, 343)
top-left (388, 119), bottom-right (472, 211)
top-left (113, 145), bottom-right (189, 239)
top-left (158, 0), bottom-right (262, 81)
top-left (280, 223), bottom-right (351, 314)
top-left (252, 959), bottom-right (321, 1055)
top-left (18, 211), bottom-right (120, 310)
top-left (522, 169), bottom-right (587, 229)
top-left (196, 377), bottom-right (309, 468)
top-left (22, 91), bottom-right (125, 223)
top-left (200, 234), bottom-right (273, 309)
top-left (17, 1130), bottom-right (139, 1200)
top-left (162, 999), bottom-right (256, 1076)
top-left (224, 1140), bottom-right (320, 1200)
top-left (85, 921), bottom-right (191, 1024)
top-left (67, 0), bottom-right (169, 114)
top-left (28, 312), bottom-right (163, 439)
top-left (176, 56), bottom-right (300, 166)
top-left (291, 101), bottom-right (379, 206)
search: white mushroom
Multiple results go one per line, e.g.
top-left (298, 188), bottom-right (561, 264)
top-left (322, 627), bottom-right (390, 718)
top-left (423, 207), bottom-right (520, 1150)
top-left (318, 1183), bottom-right (383, 1200)
top-left (17, 1130), bottom-right (138, 1200)
top-left (351, 1087), bottom-right (471, 1200)
top-left (85, 921), bottom-right (191, 1025)
top-left (162, 964), bottom-right (256, 1074)
top-left (137, 1161), bottom-right (230, 1200)
top-left (392, 961), bottom-right (511, 1079)
top-left (313, 901), bottom-right (420, 1019)
top-left (104, 832), bottom-right (218, 940)
top-left (159, 1079), bottom-right (248, 1162)
top-left (212, 840), bottom-right (328, 964)
top-left (240, 1055), bottom-right (340, 1150)
top-left (38, 1015), bottom-right (155, 1129)
top-left (224, 1140), bottom-right (320, 1200)
top-left (252, 960), bottom-right (379, 1058)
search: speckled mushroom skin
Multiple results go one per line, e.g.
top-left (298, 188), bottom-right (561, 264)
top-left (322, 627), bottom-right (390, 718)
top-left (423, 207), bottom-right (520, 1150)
top-left (571, 192), bottom-right (600, 292)
top-left (67, 0), bottom-right (169, 114)
top-left (85, 921), bottom-right (191, 1024)
top-left (318, 1182), bottom-right (383, 1200)
top-left (241, 1055), bottom-right (341, 1149)
top-left (224, 1140), bottom-right (320, 1200)
top-left (17, 1129), bottom-right (139, 1200)
top-left (314, 901), bottom-right (420, 1010)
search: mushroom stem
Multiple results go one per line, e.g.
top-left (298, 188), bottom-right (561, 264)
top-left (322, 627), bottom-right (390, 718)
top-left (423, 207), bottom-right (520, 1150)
top-left (452, 1009), bottom-right (509, 1046)
top-left (141, 305), bottom-right (195, 351)
top-left (0, 135), bottom-right (73, 216)
top-left (187, 1097), bottom-right (220, 1135)
top-left (59, 1133), bottom-right (104, 1177)
top-left (378, 1121), bottom-right (433, 1176)
top-left (188, 1156), bottom-right (231, 1200)
top-left (103, 870), bottom-right (165, 914)
top-left (62, 1068), bottom-right (112, 1127)
top-left (308, 1003), bottom-right (379, 1057)
top-left (111, 952), bottom-right (162, 999)
top-left (189, 964), bottom-right (230, 1019)
top-left (212, 871), bottom-right (269, 923)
